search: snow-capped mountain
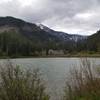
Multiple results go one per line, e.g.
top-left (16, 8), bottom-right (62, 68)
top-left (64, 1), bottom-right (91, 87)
top-left (38, 24), bottom-right (87, 42)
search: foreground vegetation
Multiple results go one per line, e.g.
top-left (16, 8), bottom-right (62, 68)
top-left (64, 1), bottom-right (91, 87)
top-left (64, 59), bottom-right (100, 100)
top-left (0, 61), bottom-right (49, 100)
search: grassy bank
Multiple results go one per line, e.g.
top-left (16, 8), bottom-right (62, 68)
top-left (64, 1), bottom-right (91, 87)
top-left (0, 53), bottom-right (100, 59)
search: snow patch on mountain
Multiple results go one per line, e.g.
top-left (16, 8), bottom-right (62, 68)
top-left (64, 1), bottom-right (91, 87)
top-left (38, 24), bottom-right (87, 42)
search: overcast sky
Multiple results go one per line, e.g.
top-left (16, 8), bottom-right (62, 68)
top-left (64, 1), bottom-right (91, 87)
top-left (0, 0), bottom-right (100, 35)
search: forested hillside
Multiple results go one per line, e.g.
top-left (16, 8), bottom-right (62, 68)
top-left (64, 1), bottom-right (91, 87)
top-left (0, 16), bottom-right (85, 57)
top-left (87, 30), bottom-right (100, 52)
top-left (0, 16), bottom-right (99, 57)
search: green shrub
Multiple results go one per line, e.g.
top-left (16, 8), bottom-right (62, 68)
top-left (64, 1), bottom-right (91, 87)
top-left (0, 61), bottom-right (49, 100)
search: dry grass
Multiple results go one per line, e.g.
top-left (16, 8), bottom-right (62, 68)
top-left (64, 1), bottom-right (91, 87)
top-left (64, 58), bottom-right (100, 100)
top-left (0, 61), bottom-right (49, 100)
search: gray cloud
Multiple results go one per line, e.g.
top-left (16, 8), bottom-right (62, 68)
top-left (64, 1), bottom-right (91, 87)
top-left (0, 0), bottom-right (100, 35)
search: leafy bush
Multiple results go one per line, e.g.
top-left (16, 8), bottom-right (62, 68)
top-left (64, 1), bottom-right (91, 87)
top-left (64, 59), bottom-right (100, 100)
top-left (0, 61), bottom-right (49, 100)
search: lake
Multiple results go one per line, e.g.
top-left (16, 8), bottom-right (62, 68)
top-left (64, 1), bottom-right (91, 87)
top-left (0, 58), bottom-right (100, 100)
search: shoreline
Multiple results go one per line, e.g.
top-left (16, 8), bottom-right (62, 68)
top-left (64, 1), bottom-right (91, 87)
top-left (0, 54), bottom-right (100, 59)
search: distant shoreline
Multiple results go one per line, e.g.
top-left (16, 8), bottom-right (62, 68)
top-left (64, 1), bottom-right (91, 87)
top-left (0, 54), bottom-right (100, 59)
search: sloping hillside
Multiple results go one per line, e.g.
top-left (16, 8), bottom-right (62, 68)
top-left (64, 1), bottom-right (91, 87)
top-left (87, 30), bottom-right (100, 52)
top-left (0, 16), bottom-right (87, 57)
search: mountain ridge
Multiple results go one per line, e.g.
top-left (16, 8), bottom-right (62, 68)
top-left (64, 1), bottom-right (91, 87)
top-left (0, 16), bottom-right (98, 57)
top-left (37, 24), bottom-right (87, 42)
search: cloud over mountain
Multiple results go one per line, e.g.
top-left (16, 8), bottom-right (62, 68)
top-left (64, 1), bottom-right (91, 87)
top-left (0, 0), bottom-right (100, 35)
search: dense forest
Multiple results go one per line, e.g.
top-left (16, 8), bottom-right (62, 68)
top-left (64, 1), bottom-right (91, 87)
top-left (87, 30), bottom-right (100, 52)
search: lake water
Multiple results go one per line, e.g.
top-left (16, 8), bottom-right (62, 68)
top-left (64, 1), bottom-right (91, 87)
top-left (0, 58), bottom-right (100, 100)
